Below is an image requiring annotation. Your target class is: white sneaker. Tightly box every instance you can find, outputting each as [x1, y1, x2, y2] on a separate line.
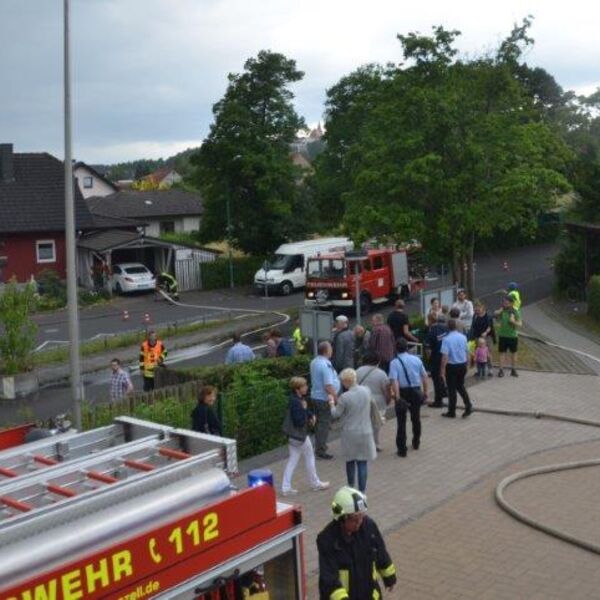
[312, 481, 330, 491]
[281, 488, 298, 496]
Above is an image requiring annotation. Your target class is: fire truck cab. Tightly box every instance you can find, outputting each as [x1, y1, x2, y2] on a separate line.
[304, 247, 426, 314]
[0, 417, 306, 600]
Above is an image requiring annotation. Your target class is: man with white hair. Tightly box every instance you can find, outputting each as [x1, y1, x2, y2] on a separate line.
[332, 314, 355, 372]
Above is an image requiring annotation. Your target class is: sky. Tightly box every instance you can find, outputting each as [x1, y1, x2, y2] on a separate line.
[1, 0, 599, 164]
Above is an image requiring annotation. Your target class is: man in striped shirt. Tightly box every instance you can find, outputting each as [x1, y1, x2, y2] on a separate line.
[110, 358, 133, 402]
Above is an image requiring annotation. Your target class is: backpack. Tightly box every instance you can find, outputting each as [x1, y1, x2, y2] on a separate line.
[276, 337, 295, 357]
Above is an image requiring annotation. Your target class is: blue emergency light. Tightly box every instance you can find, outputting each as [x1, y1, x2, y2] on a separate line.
[247, 468, 274, 488]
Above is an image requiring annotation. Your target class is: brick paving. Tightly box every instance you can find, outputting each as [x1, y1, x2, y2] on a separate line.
[257, 369, 600, 597]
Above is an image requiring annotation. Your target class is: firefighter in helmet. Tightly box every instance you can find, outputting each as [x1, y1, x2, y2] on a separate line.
[156, 270, 179, 300]
[139, 330, 167, 392]
[317, 486, 396, 600]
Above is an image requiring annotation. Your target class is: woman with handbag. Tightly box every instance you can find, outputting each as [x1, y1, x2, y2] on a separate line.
[281, 377, 330, 496]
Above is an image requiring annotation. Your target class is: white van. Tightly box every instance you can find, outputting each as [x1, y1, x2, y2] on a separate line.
[254, 237, 354, 295]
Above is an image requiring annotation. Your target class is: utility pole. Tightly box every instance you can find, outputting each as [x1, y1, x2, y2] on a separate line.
[64, 0, 83, 429]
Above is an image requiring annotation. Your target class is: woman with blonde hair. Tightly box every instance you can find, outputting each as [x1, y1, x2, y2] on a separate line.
[329, 368, 377, 493]
[281, 376, 330, 496]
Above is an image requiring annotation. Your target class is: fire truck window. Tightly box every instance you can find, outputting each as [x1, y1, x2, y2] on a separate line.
[362, 259, 371, 272]
[350, 261, 361, 275]
[330, 259, 344, 277]
[372, 256, 384, 270]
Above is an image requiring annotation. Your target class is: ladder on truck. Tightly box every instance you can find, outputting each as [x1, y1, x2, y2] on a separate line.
[0, 416, 237, 527]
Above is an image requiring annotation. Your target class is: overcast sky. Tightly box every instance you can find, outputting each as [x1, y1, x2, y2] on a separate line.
[1, 0, 598, 164]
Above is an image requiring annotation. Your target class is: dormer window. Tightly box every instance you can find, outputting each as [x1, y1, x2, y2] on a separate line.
[83, 176, 93, 189]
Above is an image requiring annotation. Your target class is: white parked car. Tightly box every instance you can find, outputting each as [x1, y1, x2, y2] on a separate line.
[111, 263, 156, 294]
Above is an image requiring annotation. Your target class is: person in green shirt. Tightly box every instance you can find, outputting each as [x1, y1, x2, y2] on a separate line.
[494, 295, 522, 377]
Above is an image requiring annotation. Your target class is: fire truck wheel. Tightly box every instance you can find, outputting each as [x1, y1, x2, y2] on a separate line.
[360, 292, 372, 315]
[280, 280, 293, 296]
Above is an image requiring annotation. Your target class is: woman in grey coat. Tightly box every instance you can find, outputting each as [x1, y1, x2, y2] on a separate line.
[329, 368, 377, 492]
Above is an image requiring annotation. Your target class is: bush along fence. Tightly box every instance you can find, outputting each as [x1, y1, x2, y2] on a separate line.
[588, 275, 600, 321]
[199, 256, 265, 290]
[83, 355, 312, 460]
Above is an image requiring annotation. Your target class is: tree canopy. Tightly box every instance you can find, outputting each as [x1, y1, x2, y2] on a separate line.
[191, 50, 307, 255]
[313, 19, 573, 293]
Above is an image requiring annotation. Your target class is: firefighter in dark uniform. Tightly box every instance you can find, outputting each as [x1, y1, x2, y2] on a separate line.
[317, 486, 397, 600]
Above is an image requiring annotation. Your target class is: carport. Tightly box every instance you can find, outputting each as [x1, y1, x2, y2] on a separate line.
[77, 229, 218, 292]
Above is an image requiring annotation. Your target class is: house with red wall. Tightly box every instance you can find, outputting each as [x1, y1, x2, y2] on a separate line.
[0, 143, 122, 284]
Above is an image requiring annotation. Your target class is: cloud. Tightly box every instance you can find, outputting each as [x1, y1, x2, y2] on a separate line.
[1, 0, 599, 162]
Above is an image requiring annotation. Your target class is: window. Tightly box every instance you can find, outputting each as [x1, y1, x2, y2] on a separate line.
[160, 221, 175, 235]
[36, 240, 56, 263]
[372, 256, 384, 270]
[83, 176, 93, 189]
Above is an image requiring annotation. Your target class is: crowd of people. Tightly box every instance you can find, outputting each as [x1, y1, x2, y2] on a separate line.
[104, 283, 523, 600]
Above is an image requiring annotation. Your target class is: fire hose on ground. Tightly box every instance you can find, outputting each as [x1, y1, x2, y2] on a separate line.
[478, 333, 600, 555]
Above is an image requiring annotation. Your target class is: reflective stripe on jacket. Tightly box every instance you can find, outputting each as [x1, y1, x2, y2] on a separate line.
[139, 340, 166, 378]
[317, 516, 396, 600]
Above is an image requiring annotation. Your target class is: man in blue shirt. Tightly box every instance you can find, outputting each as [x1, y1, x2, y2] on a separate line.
[224, 332, 255, 365]
[389, 338, 429, 457]
[440, 319, 472, 418]
[310, 341, 340, 460]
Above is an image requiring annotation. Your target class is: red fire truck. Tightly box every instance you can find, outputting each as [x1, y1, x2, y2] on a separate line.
[0, 417, 306, 599]
[304, 246, 426, 314]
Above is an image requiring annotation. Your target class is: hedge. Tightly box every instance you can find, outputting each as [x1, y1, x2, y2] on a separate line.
[84, 356, 312, 460]
[588, 275, 600, 321]
[200, 256, 265, 290]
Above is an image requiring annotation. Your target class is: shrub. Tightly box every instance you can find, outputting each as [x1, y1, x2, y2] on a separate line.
[588, 275, 600, 321]
[200, 256, 265, 290]
[36, 269, 67, 304]
[0, 280, 38, 375]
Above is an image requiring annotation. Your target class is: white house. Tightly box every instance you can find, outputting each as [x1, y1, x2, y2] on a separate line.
[74, 162, 118, 198]
[86, 189, 203, 238]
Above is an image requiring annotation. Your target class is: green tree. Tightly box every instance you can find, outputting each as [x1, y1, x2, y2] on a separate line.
[316, 20, 572, 296]
[191, 51, 307, 255]
[0, 280, 38, 375]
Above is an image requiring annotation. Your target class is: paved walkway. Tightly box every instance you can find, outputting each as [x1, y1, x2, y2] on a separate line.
[522, 301, 600, 375]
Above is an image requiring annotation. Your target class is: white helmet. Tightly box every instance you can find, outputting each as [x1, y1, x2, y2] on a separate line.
[331, 486, 368, 520]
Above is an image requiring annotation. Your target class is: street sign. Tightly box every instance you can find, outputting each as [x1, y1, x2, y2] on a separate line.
[300, 309, 333, 355]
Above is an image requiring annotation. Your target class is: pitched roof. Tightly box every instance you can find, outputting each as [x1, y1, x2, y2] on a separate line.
[86, 190, 203, 220]
[142, 167, 180, 184]
[73, 161, 118, 192]
[0, 152, 101, 234]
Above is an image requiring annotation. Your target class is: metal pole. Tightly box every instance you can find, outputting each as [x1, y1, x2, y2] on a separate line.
[225, 195, 234, 289]
[355, 262, 361, 326]
[64, 0, 83, 429]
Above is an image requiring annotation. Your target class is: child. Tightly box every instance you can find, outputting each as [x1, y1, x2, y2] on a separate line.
[281, 377, 329, 496]
[191, 385, 222, 436]
[475, 337, 489, 378]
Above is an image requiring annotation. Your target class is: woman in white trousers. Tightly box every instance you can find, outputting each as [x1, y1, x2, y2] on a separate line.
[281, 377, 330, 496]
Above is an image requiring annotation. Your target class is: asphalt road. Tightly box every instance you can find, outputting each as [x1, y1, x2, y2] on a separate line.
[1, 243, 557, 425]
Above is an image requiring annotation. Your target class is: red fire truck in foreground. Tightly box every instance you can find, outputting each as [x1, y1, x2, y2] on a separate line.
[0, 417, 305, 599]
[304, 246, 426, 314]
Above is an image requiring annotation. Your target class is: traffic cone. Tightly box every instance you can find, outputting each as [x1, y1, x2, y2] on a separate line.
[122, 310, 129, 321]
[143, 312, 151, 324]
[503, 261, 509, 272]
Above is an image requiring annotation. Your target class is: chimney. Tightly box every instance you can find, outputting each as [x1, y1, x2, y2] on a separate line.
[0, 144, 14, 183]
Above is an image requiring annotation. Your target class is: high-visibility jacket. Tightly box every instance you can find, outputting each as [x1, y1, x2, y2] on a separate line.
[508, 290, 522, 310]
[159, 272, 178, 293]
[139, 339, 167, 379]
[317, 516, 396, 600]
[292, 327, 307, 353]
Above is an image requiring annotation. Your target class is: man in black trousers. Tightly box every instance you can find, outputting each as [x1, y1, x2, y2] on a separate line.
[425, 313, 448, 407]
[440, 319, 472, 418]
